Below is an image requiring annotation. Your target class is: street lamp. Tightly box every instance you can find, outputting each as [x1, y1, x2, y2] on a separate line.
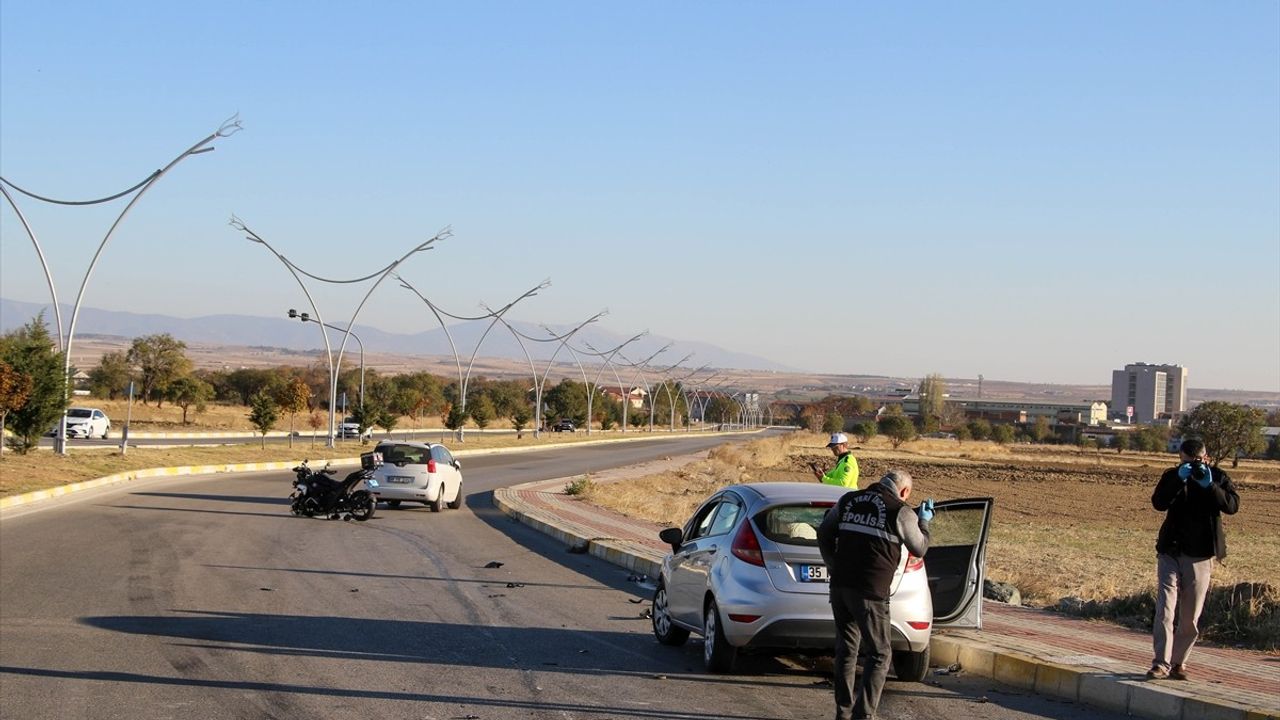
[2, 114, 242, 454]
[231, 217, 445, 447]
[288, 309, 365, 411]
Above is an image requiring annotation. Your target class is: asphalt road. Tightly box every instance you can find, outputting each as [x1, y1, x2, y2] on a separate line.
[1, 434, 1125, 720]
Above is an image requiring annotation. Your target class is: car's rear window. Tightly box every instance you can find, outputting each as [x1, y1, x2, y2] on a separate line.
[756, 504, 833, 547]
[68, 409, 92, 418]
[376, 444, 428, 465]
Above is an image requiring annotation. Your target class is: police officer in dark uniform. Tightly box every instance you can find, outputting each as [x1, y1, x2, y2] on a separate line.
[818, 470, 933, 720]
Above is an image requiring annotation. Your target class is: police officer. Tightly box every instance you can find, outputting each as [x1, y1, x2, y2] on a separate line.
[818, 470, 933, 720]
[811, 432, 861, 488]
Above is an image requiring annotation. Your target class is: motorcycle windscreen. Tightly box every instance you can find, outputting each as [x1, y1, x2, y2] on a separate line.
[928, 497, 994, 629]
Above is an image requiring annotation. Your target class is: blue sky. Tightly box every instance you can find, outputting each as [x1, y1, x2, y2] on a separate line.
[2, 2, 1277, 391]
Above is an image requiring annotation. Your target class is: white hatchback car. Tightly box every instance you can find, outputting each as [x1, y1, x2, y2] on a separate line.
[652, 482, 993, 678]
[64, 407, 111, 439]
[366, 441, 464, 512]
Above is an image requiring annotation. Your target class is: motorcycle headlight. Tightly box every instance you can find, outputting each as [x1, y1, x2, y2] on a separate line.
[296, 484, 307, 493]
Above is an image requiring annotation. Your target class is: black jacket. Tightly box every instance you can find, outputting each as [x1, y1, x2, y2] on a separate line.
[1152, 464, 1240, 561]
[817, 481, 930, 600]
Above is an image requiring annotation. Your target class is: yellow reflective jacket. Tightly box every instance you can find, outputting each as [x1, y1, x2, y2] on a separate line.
[821, 452, 860, 489]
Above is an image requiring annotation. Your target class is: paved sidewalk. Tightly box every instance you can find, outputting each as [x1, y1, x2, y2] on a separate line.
[494, 460, 1280, 720]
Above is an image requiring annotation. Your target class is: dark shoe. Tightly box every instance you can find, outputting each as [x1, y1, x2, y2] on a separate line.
[1146, 665, 1169, 680]
[1169, 665, 1189, 680]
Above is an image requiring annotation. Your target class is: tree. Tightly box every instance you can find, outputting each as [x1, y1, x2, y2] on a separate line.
[1, 315, 66, 454]
[1134, 425, 1171, 453]
[878, 415, 917, 449]
[954, 425, 972, 443]
[273, 377, 312, 448]
[1111, 433, 1130, 454]
[444, 403, 468, 433]
[991, 424, 1015, 445]
[127, 334, 192, 406]
[247, 391, 278, 449]
[166, 375, 214, 425]
[469, 394, 495, 430]
[822, 412, 844, 434]
[1178, 401, 1267, 467]
[88, 351, 132, 400]
[307, 411, 324, 447]
[0, 360, 33, 456]
[966, 419, 992, 441]
[511, 404, 532, 437]
[916, 373, 947, 424]
[375, 406, 399, 435]
[1029, 416, 1051, 443]
[348, 400, 379, 443]
[852, 421, 878, 444]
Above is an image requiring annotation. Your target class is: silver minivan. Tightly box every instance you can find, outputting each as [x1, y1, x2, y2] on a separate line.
[651, 482, 993, 678]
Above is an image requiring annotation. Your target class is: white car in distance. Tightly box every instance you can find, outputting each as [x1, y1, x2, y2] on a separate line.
[63, 407, 111, 439]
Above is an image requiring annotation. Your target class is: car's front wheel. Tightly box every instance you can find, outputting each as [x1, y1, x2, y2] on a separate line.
[652, 582, 689, 646]
[892, 645, 931, 682]
[702, 599, 737, 673]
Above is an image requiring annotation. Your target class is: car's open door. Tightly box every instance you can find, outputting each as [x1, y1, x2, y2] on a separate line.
[928, 497, 995, 629]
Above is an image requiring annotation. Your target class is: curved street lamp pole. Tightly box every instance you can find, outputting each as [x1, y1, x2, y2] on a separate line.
[575, 332, 647, 435]
[615, 343, 670, 434]
[232, 217, 445, 447]
[288, 309, 365, 410]
[399, 277, 548, 441]
[486, 310, 605, 438]
[2, 114, 242, 454]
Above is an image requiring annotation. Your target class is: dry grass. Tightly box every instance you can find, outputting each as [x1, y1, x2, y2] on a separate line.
[583, 431, 1280, 650]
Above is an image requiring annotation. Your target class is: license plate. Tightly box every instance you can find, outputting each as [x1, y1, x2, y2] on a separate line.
[387, 476, 414, 484]
[797, 564, 829, 582]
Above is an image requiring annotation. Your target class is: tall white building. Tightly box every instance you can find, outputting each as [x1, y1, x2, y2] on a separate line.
[1110, 363, 1188, 424]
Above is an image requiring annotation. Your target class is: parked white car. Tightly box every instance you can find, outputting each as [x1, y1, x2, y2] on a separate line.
[63, 407, 111, 439]
[366, 441, 464, 512]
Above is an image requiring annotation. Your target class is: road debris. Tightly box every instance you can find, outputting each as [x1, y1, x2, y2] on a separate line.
[484, 561, 504, 569]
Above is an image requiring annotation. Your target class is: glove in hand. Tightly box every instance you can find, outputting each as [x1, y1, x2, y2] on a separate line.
[919, 498, 935, 523]
[1195, 473, 1213, 489]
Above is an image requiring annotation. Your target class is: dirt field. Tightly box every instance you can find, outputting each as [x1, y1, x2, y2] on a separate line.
[579, 432, 1280, 648]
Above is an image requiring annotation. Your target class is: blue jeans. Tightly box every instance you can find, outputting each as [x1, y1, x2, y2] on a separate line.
[831, 587, 892, 720]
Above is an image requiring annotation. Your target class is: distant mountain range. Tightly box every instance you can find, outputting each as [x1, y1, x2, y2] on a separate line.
[0, 297, 798, 372]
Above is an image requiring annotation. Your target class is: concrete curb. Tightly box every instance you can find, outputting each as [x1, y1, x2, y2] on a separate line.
[493, 476, 1280, 720]
[0, 430, 760, 512]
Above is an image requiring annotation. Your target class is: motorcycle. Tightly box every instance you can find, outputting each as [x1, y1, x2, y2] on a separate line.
[290, 452, 381, 521]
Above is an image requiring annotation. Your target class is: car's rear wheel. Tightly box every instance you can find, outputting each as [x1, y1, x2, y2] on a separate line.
[892, 645, 931, 682]
[385, 500, 402, 509]
[652, 583, 689, 646]
[429, 492, 443, 512]
[447, 482, 464, 510]
[101, 428, 110, 439]
[702, 598, 737, 672]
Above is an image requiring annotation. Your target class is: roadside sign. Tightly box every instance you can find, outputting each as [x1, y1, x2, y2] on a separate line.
[1126, 405, 1133, 423]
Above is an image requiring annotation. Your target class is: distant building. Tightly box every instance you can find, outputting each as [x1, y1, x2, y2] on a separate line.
[1110, 363, 1188, 424]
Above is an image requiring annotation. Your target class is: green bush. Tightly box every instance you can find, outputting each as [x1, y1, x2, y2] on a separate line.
[564, 476, 594, 496]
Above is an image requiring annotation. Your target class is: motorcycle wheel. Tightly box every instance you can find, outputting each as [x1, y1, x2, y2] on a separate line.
[349, 491, 376, 521]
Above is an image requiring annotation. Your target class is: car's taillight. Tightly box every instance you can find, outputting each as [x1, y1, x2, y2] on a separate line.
[907, 621, 930, 630]
[427, 459, 437, 473]
[731, 521, 765, 567]
[904, 554, 925, 573]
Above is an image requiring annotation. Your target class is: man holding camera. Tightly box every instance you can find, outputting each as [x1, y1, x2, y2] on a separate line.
[1147, 438, 1239, 681]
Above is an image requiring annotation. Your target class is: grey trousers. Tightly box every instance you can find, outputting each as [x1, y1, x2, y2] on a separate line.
[831, 587, 892, 720]
[1153, 552, 1214, 671]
